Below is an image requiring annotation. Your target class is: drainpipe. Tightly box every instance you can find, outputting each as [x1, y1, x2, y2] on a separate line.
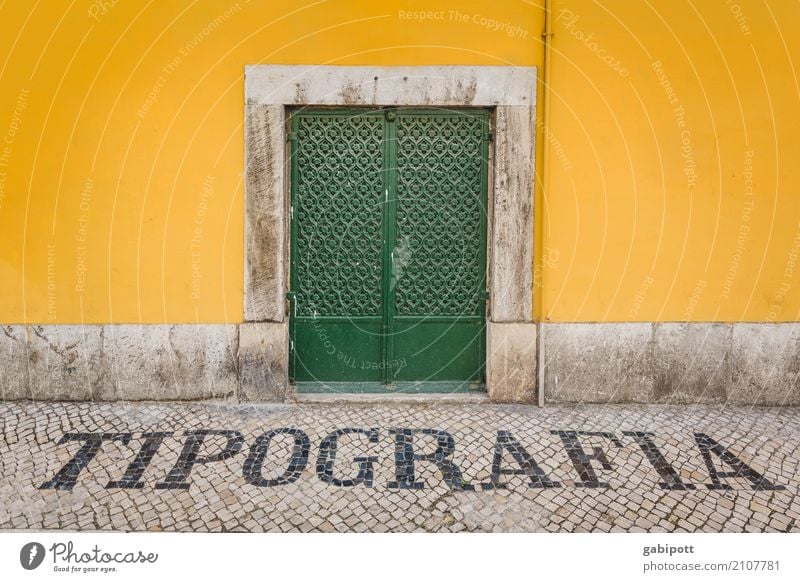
[537, 0, 553, 408]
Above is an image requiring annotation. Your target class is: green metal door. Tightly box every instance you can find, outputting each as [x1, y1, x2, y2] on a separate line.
[289, 108, 489, 393]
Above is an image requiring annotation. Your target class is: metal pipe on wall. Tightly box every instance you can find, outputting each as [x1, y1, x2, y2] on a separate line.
[537, 0, 553, 408]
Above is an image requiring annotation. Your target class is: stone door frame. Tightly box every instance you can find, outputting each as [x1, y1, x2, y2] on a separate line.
[243, 65, 537, 402]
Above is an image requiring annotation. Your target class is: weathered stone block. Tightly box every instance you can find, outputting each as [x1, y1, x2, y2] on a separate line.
[2, 324, 239, 401]
[486, 322, 537, 402]
[491, 105, 534, 323]
[244, 103, 286, 323]
[729, 323, 800, 405]
[245, 65, 536, 107]
[651, 323, 729, 403]
[0, 326, 32, 399]
[99, 325, 238, 401]
[238, 322, 288, 402]
[544, 322, 800, 405]
[544, 323, 655, 403]
[26, 325, 102, 400]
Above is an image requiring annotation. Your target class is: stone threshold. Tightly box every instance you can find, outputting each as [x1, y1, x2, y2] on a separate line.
[292, 392, 491, 405]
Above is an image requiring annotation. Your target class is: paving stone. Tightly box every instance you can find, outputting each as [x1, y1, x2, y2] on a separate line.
[0, 402, 797, 532]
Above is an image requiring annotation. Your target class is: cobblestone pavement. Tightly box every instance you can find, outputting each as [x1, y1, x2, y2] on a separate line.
[1, 402, 798, 532]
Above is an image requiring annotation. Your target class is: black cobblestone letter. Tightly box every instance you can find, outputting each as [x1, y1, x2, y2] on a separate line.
[482, 430, 560, 490]
[552, 430, 623, 488]
[155, 430, 244, 490]
[316, 428, 379, 487]
[624, 431, 696, 490]
[388, 428, 473, 490]
[107, 432, 173, 489]
[40, 433, 132, 491]
[244, 429, 311, 487]
[695, 432, 785, 491]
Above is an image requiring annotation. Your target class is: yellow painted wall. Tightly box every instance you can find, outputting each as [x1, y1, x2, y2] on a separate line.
[541, 0, 800, 322]
[0, 1, 798, 324]
[0, 0, 542, 323]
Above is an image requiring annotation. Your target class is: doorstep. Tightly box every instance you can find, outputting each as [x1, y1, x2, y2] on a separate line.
[292, 392, 491, 404]
[291, 381, 486, 395]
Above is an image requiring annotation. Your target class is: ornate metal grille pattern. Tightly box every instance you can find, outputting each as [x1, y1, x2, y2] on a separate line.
[293, 114, 385, 317]
[394, 113, 486, 316]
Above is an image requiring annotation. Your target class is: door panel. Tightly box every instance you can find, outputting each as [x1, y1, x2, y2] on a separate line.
[290, 111, 386, 383]
[291, 319, 383, 383]
[391, 318, 484, 383]
[391, 111, 488, 384]
[290, 108, 489, 390]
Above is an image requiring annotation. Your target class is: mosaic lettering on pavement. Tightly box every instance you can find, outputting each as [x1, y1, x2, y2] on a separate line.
[2, 403, 798, 532]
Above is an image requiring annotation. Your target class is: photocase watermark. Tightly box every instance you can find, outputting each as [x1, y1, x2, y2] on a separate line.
[18, 539, 158, 574]
[628, 274, 655, 319]
[21, 541, 159, 574]
[720, 150, 754, 300]
[767, 223, 800, 321]
[0, 87, 30, 211]
[190, 175, 215, 302]
[652, 60, 696, 191]
[75, 177, 94, 295]
[47, 243, 57, 321]
[397, 9, 530, 39]
[683, 279, 707, 320]
[534, 246, 560, 290]
[450, 10, 529, 39]
[642, 544, 695, 558]
[556, 9, 629, 77]
[726, 0, 753, 37]
[308, 316, 407, 376]
[20, 542, 46, 570]
[536, 119, 572, 172]
[87, 0, 121, 22]
[397, 9, 445, 22]
[137, 2, 248, 118]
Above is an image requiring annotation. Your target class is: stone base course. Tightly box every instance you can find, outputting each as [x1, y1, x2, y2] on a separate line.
[544, 323, 800, 405]
[3, 323, 800, 404]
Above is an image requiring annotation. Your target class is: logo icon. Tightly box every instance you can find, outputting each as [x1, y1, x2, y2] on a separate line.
[20, 542, 45, 570]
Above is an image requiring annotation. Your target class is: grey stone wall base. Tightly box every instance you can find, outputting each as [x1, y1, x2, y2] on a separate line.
[0, 323, 288, 403]
[0, 325, 239, 401]
[238, 322, 288, 402]
[543, 323, 800, 405]
[729, 324, 800, 405]
[487, 322, 537, 402]
[3, 322, 798, 405]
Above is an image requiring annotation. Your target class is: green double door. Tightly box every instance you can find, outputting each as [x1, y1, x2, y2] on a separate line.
[289, 108, 489, 392]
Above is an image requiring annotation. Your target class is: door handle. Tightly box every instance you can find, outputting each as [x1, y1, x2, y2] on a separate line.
[286, 291, 296, 317]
